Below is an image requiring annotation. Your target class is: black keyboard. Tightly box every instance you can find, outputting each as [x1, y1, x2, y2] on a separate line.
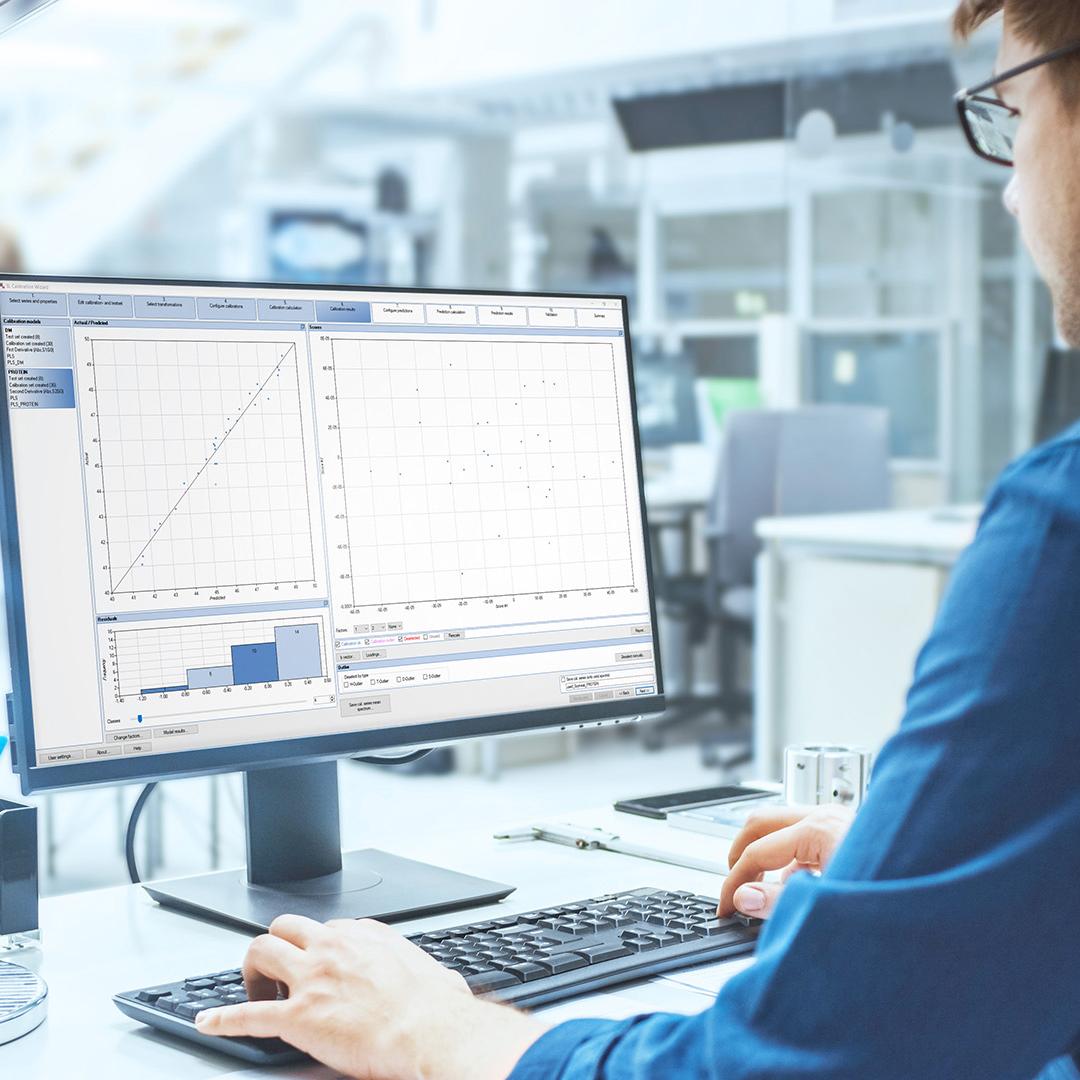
[114, 888, 760, 1066]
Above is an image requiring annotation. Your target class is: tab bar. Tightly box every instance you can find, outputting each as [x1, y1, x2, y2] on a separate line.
[528, 306, 575, 327]
[257, 298, 315, 321]
[134, 295, 197, 319]
[1, 291, 68, 317]
[425, 303, 476, 325]
[197, 297, 258, 320]
[478, 304, 527, 326]
[371, 301, 424, 324]
[315, 300, 372, 323]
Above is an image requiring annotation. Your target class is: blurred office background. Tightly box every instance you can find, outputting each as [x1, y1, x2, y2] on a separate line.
[0, 0, 1066, 894]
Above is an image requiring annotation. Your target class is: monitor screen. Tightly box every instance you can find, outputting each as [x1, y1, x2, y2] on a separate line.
[0, 277, 662, 792]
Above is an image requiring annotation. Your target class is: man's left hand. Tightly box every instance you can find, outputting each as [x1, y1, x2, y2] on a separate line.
[195, 914, 545, 1080]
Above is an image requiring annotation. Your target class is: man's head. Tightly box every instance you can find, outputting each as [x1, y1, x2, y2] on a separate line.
[955, 1, 1080, 344]
[0, 228, 21, 274]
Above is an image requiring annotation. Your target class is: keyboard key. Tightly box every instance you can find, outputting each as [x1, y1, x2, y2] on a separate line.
[154, 993, 190, 1013]
[184, 979, 215, 990]
[505, 963, 549, 982]
[575, 943, 632, 964]
[176, 1002, 217, 1022]
[465, 970, 521, 994]
[535, 953, 589, 974]
[134, 985, 175, 1003]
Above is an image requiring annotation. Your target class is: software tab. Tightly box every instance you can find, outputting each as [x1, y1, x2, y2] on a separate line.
[478, 304, 527, 326]
[527, 306, 575, 327]
[371, 301, 424, 323]
[70, 293, 134, 317]
[197, 296, 258, 320]
[577, 307, 621, 327]
[315, 300, 372, 323]
[257, 298, 315, 321]
[425, 303, 476, 325]
[0, 291, 69, 317]
[134, 295, 197, 319]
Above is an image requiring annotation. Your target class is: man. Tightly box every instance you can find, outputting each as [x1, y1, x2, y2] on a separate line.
[197, 2, 1080, 1076]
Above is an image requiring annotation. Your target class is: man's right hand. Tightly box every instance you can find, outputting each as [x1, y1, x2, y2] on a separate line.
[718, 804, 854, 919]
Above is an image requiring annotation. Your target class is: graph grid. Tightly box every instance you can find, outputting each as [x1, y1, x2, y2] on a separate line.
[328, 337, 635, 607]
[111, 616, 328, 698]
[88, 338, 317, 595]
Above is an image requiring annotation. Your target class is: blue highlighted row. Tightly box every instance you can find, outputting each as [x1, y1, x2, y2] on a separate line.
[141, 623, 322, 695]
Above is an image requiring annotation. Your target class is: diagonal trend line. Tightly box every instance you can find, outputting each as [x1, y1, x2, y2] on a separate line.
[111, 344, 297, 594]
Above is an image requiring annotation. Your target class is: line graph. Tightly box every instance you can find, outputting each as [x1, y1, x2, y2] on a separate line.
[325, 336, 636, 608]
[86, 338, 318, 597]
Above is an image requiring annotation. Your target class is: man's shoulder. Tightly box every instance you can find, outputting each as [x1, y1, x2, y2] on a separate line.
[991, 421, 1080, 516]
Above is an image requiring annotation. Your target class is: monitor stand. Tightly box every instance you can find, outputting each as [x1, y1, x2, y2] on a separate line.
[143, 761, 514, 933]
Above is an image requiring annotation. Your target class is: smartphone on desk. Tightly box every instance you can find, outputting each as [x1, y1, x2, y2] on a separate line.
[614, 785, 776, 820]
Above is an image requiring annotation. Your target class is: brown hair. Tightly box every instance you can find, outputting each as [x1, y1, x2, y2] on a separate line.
[0, 228, 22, 274]
[954, 0, 1080, 46]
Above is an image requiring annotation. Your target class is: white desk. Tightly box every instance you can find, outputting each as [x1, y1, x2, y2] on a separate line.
[754, 507, 979, 776]
[6, 812, 747, 1078]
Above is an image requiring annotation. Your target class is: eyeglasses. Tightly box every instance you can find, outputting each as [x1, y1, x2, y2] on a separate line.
[955, 40, 1080, 167]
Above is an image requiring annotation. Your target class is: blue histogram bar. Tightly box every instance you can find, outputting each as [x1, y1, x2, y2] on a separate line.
[231, 642, 280, 684]
[187, 665, 234, 689]
[274, 623, 322, 680]
[139, 684, 188, 694]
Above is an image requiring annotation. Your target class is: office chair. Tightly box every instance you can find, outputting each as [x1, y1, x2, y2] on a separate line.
[646, 405, 891, 760]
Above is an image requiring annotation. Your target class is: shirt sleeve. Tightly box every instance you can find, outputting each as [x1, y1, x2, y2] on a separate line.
[509, 434, 1080, 1080]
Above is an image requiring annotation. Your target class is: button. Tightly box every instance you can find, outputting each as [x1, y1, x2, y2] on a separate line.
[614, 688, 634, 699]
[158, 725, 198, 737]
[124, 741, 152, 755]
[339, 696, 391, 717]
[635, 685, 656, 696]
[87, 745, 122, 758]
[616, 650, 653, 663]
[176, 1001, 217, 1021]
[575, 944, 632, 964]
[534, 953, 588, 974]
[387, 622, 404, 631]
[505, 962, 548, 982]
[593, 690, 614, 701]
[135, 985, 176, 1002]
[630, 625, 650, 636]
[42, 750, 84, 763]
[568, 692, 594, 704]
[424, 303, 476, 324]
[361, 649, 387, 660]
[464, 970, 519, 994]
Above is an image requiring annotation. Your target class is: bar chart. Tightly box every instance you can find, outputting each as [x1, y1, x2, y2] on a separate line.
[109, 616, 329, 700]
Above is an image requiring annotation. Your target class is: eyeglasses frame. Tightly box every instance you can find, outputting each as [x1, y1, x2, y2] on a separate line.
[955, 39, 1080, 167]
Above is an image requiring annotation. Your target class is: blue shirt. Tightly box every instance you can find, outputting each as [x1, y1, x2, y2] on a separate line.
[510, 425, 1080, 1080]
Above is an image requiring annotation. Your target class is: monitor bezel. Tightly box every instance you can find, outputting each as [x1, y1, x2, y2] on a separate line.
[0, 273, 665, 794]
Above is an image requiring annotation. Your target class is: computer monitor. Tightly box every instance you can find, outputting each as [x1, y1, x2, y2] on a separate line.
[0, 274, 664, 930]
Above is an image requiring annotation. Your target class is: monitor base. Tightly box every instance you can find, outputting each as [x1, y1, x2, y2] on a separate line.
[144, 848, 514, 934]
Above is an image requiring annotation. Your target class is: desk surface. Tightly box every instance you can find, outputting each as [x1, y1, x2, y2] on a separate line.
[756, 506, 980, 558]
[7, 810, 742, 1079]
